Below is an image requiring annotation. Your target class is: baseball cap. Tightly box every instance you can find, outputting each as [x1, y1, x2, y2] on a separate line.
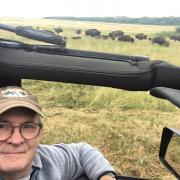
[0, 86, 43, 117]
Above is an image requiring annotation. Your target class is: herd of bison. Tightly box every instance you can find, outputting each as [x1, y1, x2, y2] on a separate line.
[41, 26, 180, 47]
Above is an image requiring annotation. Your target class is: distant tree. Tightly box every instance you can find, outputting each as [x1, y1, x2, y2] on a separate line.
[44, 16, 180, 26]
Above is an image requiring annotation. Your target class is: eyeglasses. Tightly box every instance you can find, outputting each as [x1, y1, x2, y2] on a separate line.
[0, 122, 43, 141]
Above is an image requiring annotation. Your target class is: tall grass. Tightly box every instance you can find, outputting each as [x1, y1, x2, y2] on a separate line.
[1, 17, 180, 179]
[23, 80, 177, 112]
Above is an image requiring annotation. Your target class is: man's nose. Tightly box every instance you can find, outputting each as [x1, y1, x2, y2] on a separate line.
[6, 127, 25, 145]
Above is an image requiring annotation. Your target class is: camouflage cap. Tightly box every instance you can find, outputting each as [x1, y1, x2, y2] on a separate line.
[0, 86, 43, 117]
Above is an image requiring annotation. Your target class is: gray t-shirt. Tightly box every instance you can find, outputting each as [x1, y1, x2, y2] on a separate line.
[1, 143, 115, 180]
[31, 143, 115, 180]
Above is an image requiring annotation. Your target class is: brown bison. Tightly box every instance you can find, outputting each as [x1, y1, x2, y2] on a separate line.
[76, 29, 82, 34]
[53, 27, 63, 33]
[135, 33, 147, 40]
[170, 35, 180, 41]
[85, 29, 101, 37]
[152, 37, 170, 47]
[100, 35, 109, 40]
[109, 30, 124, 40]
[118, 35, 134, 43]
[71, 36, 82, 40]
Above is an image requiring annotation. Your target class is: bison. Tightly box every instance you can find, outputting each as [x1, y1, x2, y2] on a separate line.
[109, 30, 124, 40]
[118, 35, 134, 43]
[135, 33, 147, 40]
[71, 36, 82, 40]
[152, 37, 170, 47]
[85, 29, 101, 37]
[170, 35, 180, 41]
[53, 27, 63, 33]
[100, 35, 109, 40]
[76, 29, 82, 34]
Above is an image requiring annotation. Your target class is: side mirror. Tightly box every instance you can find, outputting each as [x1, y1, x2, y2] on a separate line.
[159, 127, 180, 179]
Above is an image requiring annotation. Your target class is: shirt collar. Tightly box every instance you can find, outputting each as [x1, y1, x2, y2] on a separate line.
[32, 149, 42, 169]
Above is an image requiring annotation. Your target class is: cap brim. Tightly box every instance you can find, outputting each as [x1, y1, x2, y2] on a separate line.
[0, 101, 44, 117]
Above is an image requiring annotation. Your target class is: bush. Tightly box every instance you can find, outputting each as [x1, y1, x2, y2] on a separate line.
[155, 27, 180, 37]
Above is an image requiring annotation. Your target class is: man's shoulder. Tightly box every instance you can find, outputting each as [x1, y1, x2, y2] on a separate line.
[38, 142, 87, 149]
[37, 142, 91, 155]
[35, 142, 93, 168]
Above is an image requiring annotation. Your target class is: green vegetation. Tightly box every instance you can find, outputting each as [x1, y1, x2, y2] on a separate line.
[1, 18, 180, 179]
[155, 26, 180, 38]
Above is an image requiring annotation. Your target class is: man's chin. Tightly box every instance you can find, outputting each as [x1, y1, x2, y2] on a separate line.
[0, 154, 31, 173]
[0, 163, 28, 173]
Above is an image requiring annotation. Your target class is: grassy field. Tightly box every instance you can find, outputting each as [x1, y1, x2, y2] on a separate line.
[1, 17, 180, 179]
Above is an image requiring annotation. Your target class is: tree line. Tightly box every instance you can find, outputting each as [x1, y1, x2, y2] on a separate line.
[44, 16, 180, 26]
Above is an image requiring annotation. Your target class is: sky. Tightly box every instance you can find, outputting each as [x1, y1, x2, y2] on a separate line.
[0, 0, 180, 18]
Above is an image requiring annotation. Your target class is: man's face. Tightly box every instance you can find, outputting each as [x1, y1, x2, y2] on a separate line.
[0, 111, 42, 174]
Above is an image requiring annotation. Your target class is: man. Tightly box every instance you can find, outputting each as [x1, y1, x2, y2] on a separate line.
[0, 86, 117, 180]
